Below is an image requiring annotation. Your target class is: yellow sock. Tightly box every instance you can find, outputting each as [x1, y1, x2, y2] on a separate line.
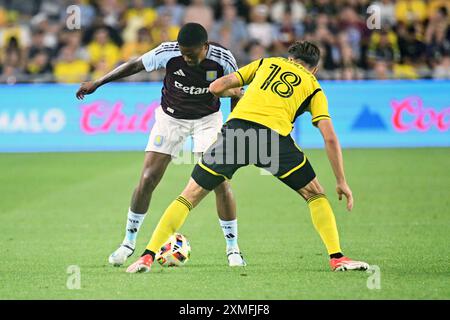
[146, 196, 193, 253]
[307, 195, 342, 255]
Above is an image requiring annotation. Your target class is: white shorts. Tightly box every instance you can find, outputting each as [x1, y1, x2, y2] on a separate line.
[145, 106, 223, 157]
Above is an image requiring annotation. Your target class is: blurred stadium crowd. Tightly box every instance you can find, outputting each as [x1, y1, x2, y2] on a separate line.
[0, 0, 449, 84]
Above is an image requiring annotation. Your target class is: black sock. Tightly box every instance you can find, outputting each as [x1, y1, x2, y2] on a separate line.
[141, 249, 156, 260]
[330, 252, 344, 259]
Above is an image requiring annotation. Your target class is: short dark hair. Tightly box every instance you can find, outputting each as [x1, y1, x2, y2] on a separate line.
[177, 23, 208, 47]
[438, 6, 448, 17]
[287, 41, 321, 68]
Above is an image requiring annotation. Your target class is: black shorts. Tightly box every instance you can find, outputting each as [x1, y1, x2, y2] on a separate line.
[191, 119, 316, 191]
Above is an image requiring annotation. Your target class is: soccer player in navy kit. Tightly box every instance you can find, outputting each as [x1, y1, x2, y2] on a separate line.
[76, 23, 246, 267]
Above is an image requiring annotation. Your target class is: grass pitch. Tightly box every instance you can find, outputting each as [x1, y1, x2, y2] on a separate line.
[0, 148, 449, 299]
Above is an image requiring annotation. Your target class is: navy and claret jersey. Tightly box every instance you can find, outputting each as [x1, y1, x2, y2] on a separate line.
[141, 41, 238, 119]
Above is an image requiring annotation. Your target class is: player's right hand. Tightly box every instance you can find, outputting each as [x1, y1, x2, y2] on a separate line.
[76, 81, 99, 100]
[336, 182, 353, 212]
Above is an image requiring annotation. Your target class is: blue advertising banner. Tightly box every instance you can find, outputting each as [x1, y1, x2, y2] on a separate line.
[295, 80, 450, 148]
[0, 83, 162, 152]
[0, 81, 449, 152]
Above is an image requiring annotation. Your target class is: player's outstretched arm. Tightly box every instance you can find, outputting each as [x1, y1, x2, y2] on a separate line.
[209, 74, 242, 98]
[76, 57, 145, 100]
[317, 119, 354, 211]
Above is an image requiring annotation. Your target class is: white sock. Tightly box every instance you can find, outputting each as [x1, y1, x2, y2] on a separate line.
[219, 218, 239, 252]
[122, 208, 146, 249]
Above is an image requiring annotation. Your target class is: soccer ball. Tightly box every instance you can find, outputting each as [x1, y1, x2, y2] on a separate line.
[156, 233, 191, 267]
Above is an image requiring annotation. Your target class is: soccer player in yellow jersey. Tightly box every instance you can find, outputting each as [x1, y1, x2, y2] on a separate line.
[127, 41, 369, 273]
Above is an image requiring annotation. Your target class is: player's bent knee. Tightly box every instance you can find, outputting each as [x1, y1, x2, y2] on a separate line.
[213, 181, 232, 195]
[140, 169, 162, 191]
[297, 178, 325, 201]
[181, 178, 210, 208]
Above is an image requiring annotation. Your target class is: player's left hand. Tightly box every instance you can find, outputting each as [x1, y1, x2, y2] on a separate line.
[76, 81, 99, 100]
[336, 182, 353, 211]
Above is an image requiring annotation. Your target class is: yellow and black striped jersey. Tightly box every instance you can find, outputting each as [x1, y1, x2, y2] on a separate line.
[228, 57, 330, 136]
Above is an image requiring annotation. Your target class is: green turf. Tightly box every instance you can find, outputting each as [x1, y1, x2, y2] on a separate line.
[0, 148, 449, 299]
